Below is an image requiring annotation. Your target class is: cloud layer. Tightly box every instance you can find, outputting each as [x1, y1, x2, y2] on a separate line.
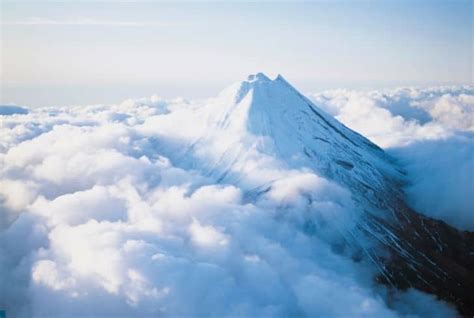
[311, 86, 473, 148]
[1, 87, 467, 317]
[390, 133, 474, 231]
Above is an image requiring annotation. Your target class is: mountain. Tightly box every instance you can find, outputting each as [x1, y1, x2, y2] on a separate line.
[0, 105, 29, 116]
[165, 73, 474, 315]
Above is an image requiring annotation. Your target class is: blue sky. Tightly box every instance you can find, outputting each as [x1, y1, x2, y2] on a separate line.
[1, 0, 472, 106]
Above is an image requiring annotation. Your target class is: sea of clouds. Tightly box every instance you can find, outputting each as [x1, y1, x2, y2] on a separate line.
[1, 85, 471, 317]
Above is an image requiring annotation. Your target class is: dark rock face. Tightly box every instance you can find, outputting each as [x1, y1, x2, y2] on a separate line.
[369, 202, 474, 316]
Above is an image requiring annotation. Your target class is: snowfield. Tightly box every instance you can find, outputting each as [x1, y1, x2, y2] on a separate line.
[1, 74, 472, 317]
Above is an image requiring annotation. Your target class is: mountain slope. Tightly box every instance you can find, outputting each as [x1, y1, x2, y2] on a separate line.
[166, 73, 474, 315]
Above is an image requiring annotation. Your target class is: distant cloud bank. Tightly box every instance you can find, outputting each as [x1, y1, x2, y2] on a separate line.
[310, 86, 474, 148]
[1, 85, 470, 317]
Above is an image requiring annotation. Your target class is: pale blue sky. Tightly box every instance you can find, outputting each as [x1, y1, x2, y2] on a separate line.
[1, 0, 472, 106]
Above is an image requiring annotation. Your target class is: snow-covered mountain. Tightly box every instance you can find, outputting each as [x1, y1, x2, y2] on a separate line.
[149, 73, 474, 315]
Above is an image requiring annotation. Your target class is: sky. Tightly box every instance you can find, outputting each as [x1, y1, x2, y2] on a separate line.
[1, 0, 473, 106]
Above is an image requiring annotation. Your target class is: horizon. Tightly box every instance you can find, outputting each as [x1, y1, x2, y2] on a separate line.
[2, 71, 473, 108]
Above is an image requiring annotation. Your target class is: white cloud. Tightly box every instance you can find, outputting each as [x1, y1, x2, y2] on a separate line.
[310, 86, 473, 148]
[418, 93, 474, 131]
[188, 219, 229, 248]
[389, 133, 474, 231]
[0, 87, 465, 317]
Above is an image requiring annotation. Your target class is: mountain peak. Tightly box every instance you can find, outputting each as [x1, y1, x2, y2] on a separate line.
[244, 73, 290, 86]
[212, 72, 384, 161]
[223, 73, 293, 105]
[246, 72, 271, 83]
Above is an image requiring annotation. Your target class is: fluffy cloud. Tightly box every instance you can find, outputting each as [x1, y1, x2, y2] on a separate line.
[389, 133, 474, 231]
[310, 86, 473, 148]
[0, 87, 463, 317]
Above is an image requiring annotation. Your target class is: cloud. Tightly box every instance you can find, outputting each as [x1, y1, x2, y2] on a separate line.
[0, 89, 463, 317]
[389, 133, 474, 231]
[417, 93, 474, 131]
[310, 86, 473, 148]
[390, 289, 459, 318]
